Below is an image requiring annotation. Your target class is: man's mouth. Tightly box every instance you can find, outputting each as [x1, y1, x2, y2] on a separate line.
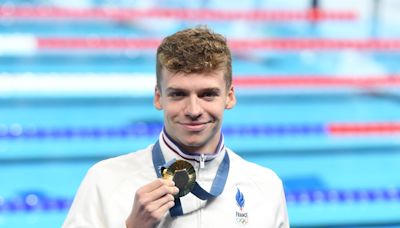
[180, 122, 210, 131]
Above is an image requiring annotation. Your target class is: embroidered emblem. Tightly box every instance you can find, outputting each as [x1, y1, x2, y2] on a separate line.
[235, 188, 248, 225]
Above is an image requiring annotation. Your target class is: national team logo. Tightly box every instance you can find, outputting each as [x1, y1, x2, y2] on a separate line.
[235, 188, 248, 225]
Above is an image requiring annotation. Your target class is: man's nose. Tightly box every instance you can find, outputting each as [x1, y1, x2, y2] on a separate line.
[184, 96, 202, 119]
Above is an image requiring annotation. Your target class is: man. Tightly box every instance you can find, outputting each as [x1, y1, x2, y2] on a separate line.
[63, 26, 289, 228]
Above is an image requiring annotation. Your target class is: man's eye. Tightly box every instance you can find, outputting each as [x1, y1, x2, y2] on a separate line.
[203, 92, 215, 97]
[169, 92, 185, 97]
[201, 92, 218, 99]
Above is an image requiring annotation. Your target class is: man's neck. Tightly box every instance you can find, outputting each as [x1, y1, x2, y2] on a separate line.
[162, 129, 224, 157]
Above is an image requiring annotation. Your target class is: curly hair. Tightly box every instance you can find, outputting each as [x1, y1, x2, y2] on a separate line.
[156, 26, 232, 90]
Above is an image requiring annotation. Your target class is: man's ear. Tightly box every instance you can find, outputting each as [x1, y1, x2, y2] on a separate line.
[225, 85, 236, 109]
[154, 86, 163, 110]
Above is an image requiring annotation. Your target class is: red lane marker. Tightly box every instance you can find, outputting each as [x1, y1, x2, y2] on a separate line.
[0, 6, 357, 21]
[229, 39, 400, 50]
[233, 76, 400, 87]
[37, 37, 400, 50]
[328, 122, 400, 135]
[38, 38, 161, 49]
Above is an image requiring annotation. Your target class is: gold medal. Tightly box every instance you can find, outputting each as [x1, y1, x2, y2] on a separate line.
[161, 160, 196, 197]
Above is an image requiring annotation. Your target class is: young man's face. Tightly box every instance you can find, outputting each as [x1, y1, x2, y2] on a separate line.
[154, 69, 236, 154]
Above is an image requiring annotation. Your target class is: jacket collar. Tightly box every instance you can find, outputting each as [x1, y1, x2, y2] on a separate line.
[159, 128, 225, 164]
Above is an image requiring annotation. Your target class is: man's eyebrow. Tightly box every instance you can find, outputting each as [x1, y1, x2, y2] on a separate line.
[165, 87, 187, 92]
[165, 87, 221, 93]
[200, 88, 221, 93]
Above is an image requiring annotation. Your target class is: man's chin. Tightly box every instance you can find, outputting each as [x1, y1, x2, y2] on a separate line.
[178, 139, 205, 153]
[182, 140, 203, 148]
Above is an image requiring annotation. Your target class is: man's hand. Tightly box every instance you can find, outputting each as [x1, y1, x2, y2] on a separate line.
[126, 179, 179, 228]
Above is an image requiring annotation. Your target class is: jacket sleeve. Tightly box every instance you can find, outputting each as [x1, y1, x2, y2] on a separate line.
[62, 167, 106, 228]
[277, 181, 290, 228]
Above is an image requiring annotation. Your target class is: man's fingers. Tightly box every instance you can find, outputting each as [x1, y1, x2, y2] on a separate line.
[139, 179, 174, 193]
[145, 193, 175, 214]
[146, 183, 179, 203]
[148, 199, 176, 221]
[135, 179, 178, 206]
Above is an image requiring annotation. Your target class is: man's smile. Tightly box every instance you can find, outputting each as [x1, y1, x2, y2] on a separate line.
[178, 121, 211, 131]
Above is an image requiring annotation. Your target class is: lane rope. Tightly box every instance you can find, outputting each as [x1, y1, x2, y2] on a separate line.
[1, 122, 400, 139]
[3, 36, 400, 54]
[0, 7, 357, 21]
[37, 37, 400, 51]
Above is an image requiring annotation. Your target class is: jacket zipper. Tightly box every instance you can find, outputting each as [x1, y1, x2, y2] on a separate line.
[199, 154, 206, 169]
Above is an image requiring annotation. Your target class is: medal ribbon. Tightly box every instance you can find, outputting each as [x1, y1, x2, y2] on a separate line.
[151, 140, 230, 217]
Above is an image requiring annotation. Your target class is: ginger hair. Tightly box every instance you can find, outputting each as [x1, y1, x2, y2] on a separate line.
[156, 26, 232, 90]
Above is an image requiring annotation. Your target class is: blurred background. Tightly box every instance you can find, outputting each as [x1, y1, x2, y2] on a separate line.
[1, 0, 400, 227]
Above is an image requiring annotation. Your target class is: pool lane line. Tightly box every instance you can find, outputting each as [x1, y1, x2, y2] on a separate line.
[0, 7, 357, 21]
[1, 122, 400, 140]
[36, 37, 400, 51]
[4, 36, 400, 54]
[328, 122, 400, 135]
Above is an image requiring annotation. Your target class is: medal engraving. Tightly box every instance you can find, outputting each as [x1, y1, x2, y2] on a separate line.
[161, 160, 196, 197]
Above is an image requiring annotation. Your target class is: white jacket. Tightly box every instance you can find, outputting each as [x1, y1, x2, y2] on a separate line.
[63, 134, 289, 228]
